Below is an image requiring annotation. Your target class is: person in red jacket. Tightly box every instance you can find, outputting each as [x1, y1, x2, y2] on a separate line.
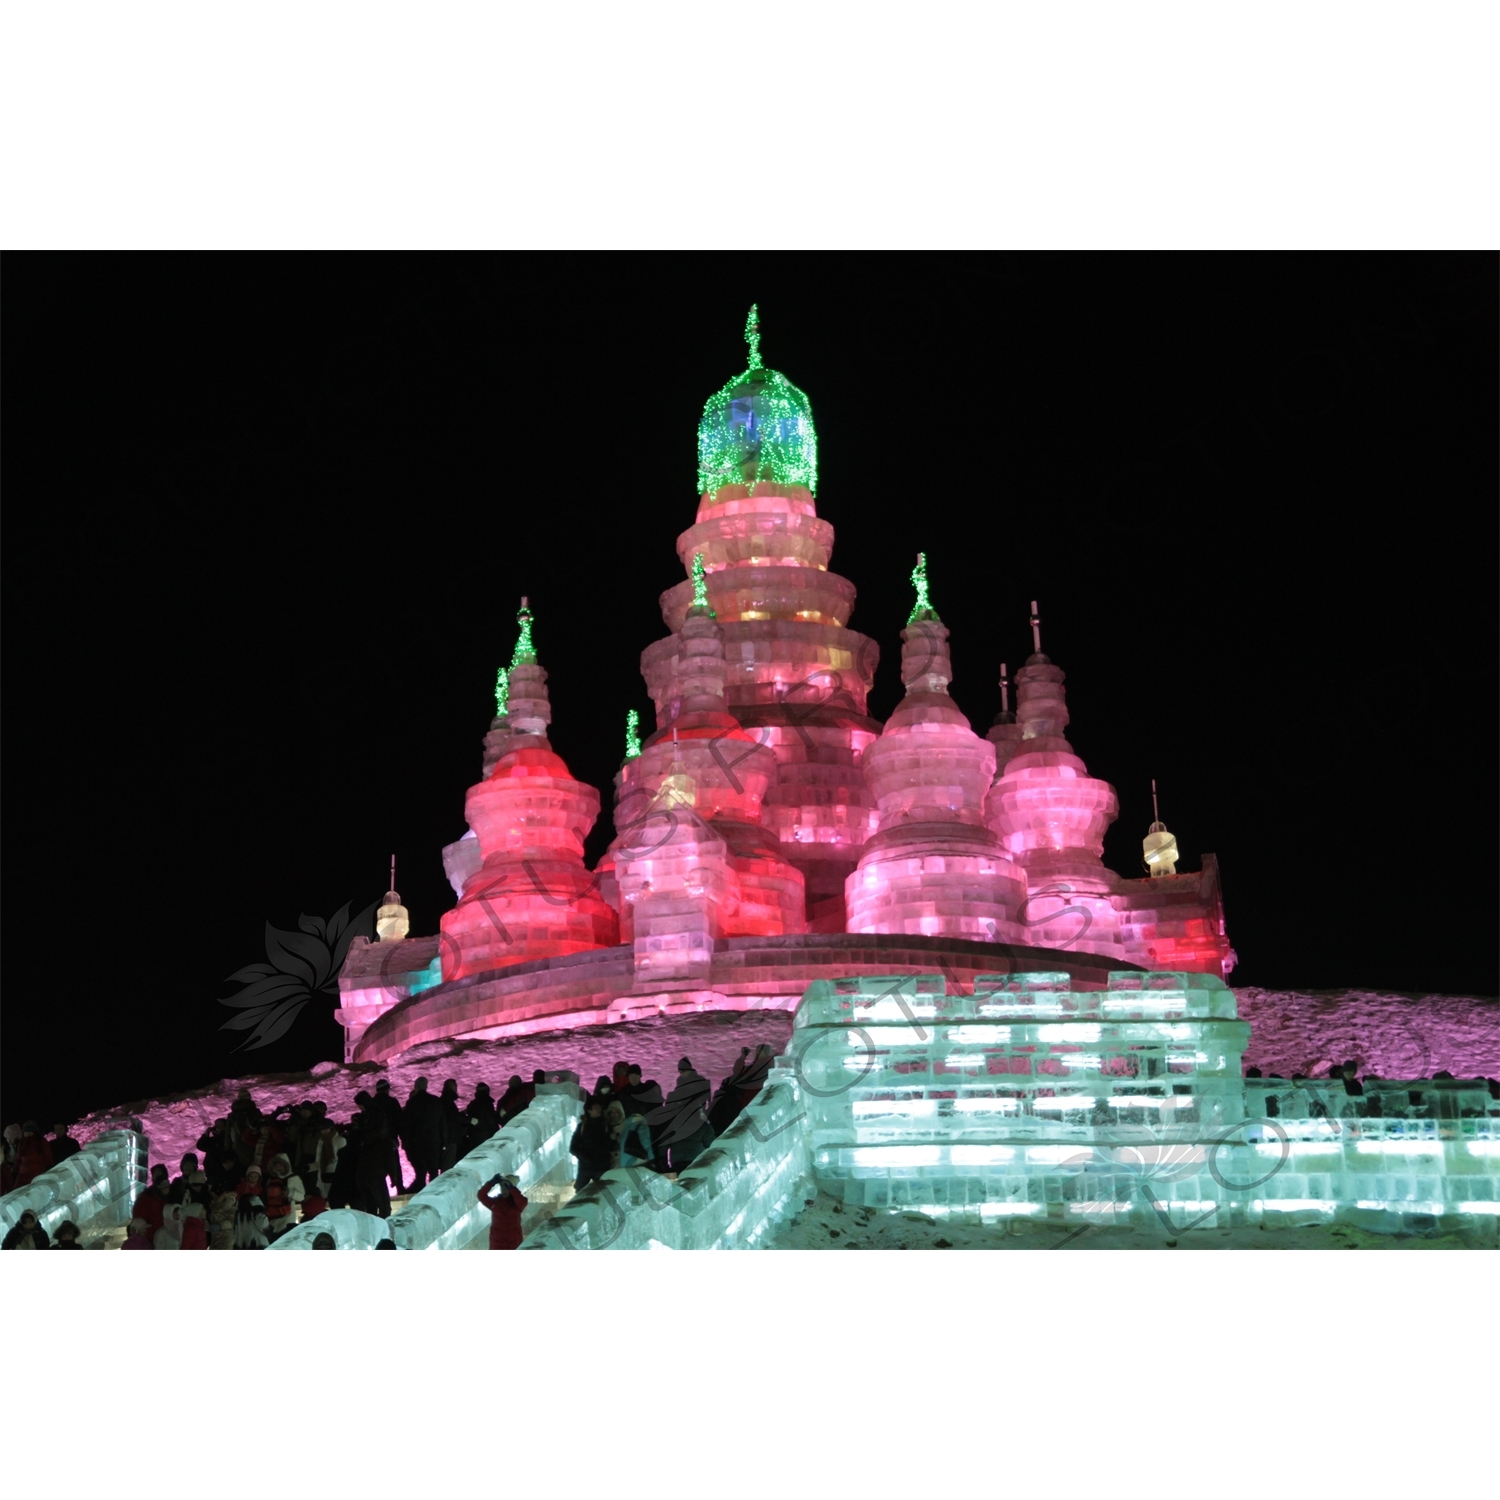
[14, 1122, 54, 1190]
[132, 1164, 172, 1245]
[477, 1173, 528, 1249]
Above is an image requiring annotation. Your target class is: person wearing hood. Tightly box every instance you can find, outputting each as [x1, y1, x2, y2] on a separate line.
[233, 1194, 270, 1249]
[262, 1154, 305, 1239]
[13, 1122, 54, 1190]
[371, 1079, 407, 1194]
[179, 1203, 210, 1250]
[52, 1220, 83, 1249]
[50, 1124, 82, 1164]
[154, 1203, 187, 1250]
[133, 1164, 172, 1245]
[208, 1189, 238, 1250]
[171, 1170, 215, 1215]
[477, 1174, 528, 1250]
[590, 1075, 616, 1111]
[3, 1210, 49, 1250]
[603, 1099, 627, 1167]
[462, 1082, 499, 1154]
[401, 1076, 442, 1192]
[610, 1061, 632, 1101]
[235, 1163, 265, 1200]
[437, 1080, 464, 1171]
[652, 1057, 715, 1174]
[569, 1097, 613, 1192]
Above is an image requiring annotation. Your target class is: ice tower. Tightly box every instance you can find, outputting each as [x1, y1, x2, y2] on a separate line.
[438, 603, 618, 981]
[846, 556, 1028, 941]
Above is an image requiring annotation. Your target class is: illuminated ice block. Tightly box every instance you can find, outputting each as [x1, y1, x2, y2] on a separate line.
[0, 1129, 147, 1244]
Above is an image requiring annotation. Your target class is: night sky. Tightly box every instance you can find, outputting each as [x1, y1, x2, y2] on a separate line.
[5, 253, 1495, 1129]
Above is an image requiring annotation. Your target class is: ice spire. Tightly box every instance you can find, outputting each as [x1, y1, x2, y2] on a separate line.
[745, 303, 762, 371]
[1143, 778, 1180, 876]
[510, 596, 536, 667]
[624, 708, 642, 760]
[1027, 599, 1047, 664]
[494, 665, 509, 717]
[908, 551, 939, 624]
[376, 854, 410, 942]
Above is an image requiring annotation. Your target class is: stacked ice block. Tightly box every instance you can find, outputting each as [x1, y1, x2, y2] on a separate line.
[797, 970, 1257, 1227]
[0, 1129, 148, 1244]
[521, 1072, 813, 1250]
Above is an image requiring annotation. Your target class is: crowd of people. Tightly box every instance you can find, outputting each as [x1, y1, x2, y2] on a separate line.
[1, 1043, 777, 1250]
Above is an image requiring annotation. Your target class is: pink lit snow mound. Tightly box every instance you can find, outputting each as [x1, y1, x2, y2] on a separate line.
[73, 991, 1497, 1176]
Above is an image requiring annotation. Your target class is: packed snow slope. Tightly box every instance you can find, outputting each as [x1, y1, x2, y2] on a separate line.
[74, 989, 1497, 1176]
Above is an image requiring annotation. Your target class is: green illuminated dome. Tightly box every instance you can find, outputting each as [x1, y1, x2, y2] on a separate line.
[697, 305, 818, 498]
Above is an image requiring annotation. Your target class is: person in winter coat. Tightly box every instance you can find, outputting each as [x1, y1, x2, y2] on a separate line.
[604, 1099, 627, 1168]
[477, 1174, 528, 1249]
[262, 1154, 305, 1240]
[652, 1058, 715, 1174]
[208, 1191, 238, 1250]
[327, 1118, 361, 1210]
[210, 1151, 243, 1196]
[569, 1098, 613, 1191]
[154, 1203, 186, 1250]
[13, 1122, 54, 1190]
[311, 1124, 346, 1199]
[610, 1061, 631, 1101]
[462, 1083, 499, 1154]
[50, 1125, 82, 1164]
[122, 1218, 154, 1249]
[619, 1066, 664, 1123]
[167, 1155, 202, 1203]
[590, 1075, 616, 1111]
[1, 1123, 22, 1196]
[495, 1075, 533, 1125]
[233, 1194, 270, 1249]
[196, 1116, 232, 1164]
[371, 1080, 407, 1193]
[171, 1170, 215, 1215]
[235, 1164, 265, 1200]
[179, 1206, 209, 1250]
[3, 1209, 49, 1249]
[286, 1103, 321, 1177]
[353, 1097, 393, 1218]
[401, 1076, 442, 1191]
[132, 1165, 173, 1245]
[226, 1091, 261, 1168]
[617, 1111, 654, 1171]
[437, 1080, 464, 1171]
[52, 1220, 83, 1249]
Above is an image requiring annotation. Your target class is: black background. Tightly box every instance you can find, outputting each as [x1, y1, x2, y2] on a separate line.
[5, 254, 1495, 1128]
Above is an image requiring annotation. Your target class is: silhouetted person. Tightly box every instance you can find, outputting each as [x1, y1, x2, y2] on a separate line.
[497, 1074, 534, 1124]
[312, 1232, 337, 1250]
[570, 1099, 613, 1191]
[618, 1110, 653, 1170]
[372, 1079, 407, 1193]
[353, 1094, 393, 1217]
[13, 1122, 54, 1189]
[620, 1066, 663, 1121]
[50, 1124, 82, 1164]
[52, 1220, 82, 1249]
[133, 1164, 172, 1245]
[652, 1057, 714, 1174]
[463, 1083, 499, 1153]
[402, 1076, 442, 1191]
[437, 1080, 464, 1170]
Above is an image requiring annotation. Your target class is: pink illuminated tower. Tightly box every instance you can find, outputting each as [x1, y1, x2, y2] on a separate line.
[845, 555, 1029, 941]
[638, 305, 882, 930]
[438, 602, 618, 981]
[983, 601, 1124, 955]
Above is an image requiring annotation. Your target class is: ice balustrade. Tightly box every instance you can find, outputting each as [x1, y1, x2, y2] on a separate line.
[271, 1084, 583, 1250]
[0, 1129, 148, 1244]
[793, 972, 1500, 1234]
[521, 1073, 813, 1249]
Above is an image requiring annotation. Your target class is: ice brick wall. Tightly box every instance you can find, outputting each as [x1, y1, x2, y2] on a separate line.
[521, 1071, 813, 1249]
[0, 1129, 148, 1244]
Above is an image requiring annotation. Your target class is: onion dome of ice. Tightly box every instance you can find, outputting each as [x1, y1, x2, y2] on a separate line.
[697, 304, 817, 498]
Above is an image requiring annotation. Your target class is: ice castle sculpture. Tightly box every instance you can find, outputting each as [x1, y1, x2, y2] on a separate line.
[340, 309, 1237, 1066]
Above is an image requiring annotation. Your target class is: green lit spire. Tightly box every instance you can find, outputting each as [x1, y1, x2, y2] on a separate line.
[697, 307, 817, 498]
[510, 597, 536, 668]
[624, 708, 642, 760]
[494, 665, 510, 716]
[908, 551, 940, 624]
[690, 552, 715, 616]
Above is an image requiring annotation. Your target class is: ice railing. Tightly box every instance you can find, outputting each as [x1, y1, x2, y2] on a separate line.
[0, 1129, 148, 1244]
[521, 1071, 814, 1250]
[271, 1084, 583, 1250]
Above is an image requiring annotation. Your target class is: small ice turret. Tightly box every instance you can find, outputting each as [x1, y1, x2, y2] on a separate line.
[1142, 779, 1180, 876]
[376, 856, 410, 942]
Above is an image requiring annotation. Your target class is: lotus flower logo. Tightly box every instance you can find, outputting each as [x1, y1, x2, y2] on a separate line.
[218, 901, 376, 1050]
